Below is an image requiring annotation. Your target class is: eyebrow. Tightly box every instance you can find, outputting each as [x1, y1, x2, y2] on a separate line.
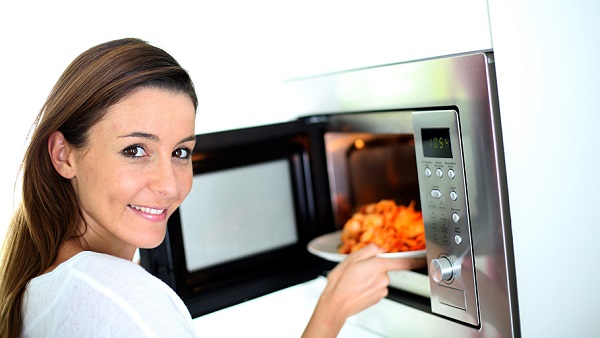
[119, 132, 196, 144]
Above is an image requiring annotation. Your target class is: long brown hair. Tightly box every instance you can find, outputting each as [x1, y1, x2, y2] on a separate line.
[0, 38, 197, 338]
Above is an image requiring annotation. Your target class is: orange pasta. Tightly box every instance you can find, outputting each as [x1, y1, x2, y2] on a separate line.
[338, 199, 425, 254]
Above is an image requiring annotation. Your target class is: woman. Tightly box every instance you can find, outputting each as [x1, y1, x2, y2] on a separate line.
[0, 38, 416, 338]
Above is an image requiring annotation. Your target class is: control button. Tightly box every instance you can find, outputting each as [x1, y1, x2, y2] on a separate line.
[430, 256, 454, 282]
[436, 168, 443, 178]
[425, 167, 432, 177]
[452, 212, 460, 223]
[450, 191, 458, 201]
[448, 169, 455, 179]
[454, 234, 462, 245]
[431, 189, 442, 199]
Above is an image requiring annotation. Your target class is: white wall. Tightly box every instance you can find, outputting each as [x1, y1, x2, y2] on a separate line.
[488, 0, 600, 336]
[0, 0, 491, 250]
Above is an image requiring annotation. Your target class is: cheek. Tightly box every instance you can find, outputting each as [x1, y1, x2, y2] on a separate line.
[74, 160, 128, 212]
[91, 159, 143, 201]
[100, 169, 134, 206]
[178, 167, 194, 200]
[113, 171, 135, 196]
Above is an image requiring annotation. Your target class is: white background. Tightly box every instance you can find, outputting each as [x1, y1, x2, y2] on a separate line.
[3, 0, 599, 336]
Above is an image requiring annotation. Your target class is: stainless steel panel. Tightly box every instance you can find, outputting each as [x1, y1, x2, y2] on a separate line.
[412, 109, 479, 326]
[285, 52, 519, 337]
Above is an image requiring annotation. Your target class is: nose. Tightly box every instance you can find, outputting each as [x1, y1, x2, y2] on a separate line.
[149, 158, 180, 198]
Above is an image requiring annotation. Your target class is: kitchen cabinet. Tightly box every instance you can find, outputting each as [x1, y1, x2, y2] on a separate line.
[274, 0, 493, 79]
[487, 1, 600, 336]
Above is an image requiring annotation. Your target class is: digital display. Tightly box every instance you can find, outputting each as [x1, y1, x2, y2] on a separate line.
[421, 128, 453, 158]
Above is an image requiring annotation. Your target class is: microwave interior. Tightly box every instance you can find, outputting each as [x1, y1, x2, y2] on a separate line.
[140, 110, 433, 318]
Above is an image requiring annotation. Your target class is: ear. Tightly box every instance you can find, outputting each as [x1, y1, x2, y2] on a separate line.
[48, 131, 76, 179]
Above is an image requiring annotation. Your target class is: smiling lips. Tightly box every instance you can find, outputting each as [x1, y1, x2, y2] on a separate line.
[129, 204, 167, 215]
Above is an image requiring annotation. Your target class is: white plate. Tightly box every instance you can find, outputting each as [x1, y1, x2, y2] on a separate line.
[307, 230, 426, 262]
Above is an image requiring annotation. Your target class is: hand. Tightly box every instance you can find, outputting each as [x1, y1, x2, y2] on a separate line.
[302, 244, 422, 338]
[323, 244, 422, 317]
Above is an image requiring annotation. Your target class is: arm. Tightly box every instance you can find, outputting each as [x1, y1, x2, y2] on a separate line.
[302, 244, 421, 338]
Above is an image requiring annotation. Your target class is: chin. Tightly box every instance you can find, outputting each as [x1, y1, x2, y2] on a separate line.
[138, 241, 163, 250]
[136, 230, 167, 249]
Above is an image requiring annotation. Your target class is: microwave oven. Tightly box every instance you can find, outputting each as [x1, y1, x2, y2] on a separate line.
[140, 52, 520, 337]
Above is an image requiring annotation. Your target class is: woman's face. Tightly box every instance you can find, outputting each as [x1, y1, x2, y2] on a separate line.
[69, 87, 196, 258]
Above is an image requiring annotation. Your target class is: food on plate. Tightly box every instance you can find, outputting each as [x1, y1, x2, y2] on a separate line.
[338, 199, 425, 254]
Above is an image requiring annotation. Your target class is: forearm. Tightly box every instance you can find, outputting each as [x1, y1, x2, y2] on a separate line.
[301, 293, 346, 338]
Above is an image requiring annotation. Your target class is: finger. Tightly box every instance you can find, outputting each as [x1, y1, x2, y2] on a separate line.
[381, 257, 426, 271]
[344, 243, 382, 263]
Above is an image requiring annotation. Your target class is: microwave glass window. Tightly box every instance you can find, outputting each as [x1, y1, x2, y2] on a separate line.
[179, 159, 299, 272]
[421, 128, 452, 158]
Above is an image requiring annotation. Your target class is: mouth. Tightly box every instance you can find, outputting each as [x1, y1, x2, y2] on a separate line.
[128, 204, 166, 215]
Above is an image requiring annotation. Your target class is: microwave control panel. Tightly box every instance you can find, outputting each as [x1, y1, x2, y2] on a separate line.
[412, 110, 480, 327]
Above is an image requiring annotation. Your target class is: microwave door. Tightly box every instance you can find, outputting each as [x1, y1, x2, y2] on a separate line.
[140, 119, 336, 318]
[191, 119, 336, 240]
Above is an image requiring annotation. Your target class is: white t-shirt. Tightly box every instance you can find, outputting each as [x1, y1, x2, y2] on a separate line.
[22, 251, 197, 337]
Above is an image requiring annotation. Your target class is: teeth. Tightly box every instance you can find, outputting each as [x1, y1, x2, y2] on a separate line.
[129, 204, 165, 215]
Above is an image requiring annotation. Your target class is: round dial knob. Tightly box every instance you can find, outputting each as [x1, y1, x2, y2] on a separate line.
[430, 256, 454, 282]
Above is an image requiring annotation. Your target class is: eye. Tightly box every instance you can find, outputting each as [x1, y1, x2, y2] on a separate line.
[172, 147, 191, 159]
[122, 145, 147, 158]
